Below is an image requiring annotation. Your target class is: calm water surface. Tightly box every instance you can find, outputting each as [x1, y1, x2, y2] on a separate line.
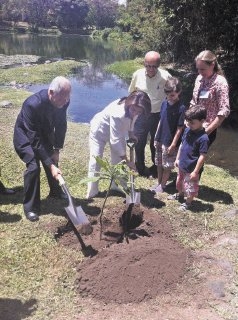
[0, 32, 131, 122]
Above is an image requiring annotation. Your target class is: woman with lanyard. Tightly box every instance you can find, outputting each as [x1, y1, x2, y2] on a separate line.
[190, 50, 230, 146]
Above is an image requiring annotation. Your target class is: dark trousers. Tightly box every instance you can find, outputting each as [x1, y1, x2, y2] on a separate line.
[23, 158, 61, 213]
[134, 112, 160, 175]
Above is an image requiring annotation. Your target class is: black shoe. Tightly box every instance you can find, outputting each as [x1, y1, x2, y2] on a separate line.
[48, 191, 68, 200]
[138, 167, 150, 178]
[0, 188, 16, 195]
[25, 211, 39, 222]
[149, 165, 157, 178]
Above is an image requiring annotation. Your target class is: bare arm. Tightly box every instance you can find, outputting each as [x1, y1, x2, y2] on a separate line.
[205, 115, 225, 135]
[190, 153, 207, 180]
[168, 126, 184, 154]
[174, 144, 182, 168]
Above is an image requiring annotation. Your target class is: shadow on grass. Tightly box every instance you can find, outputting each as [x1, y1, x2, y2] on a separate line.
[0, 186, 23, 205]
[40, 188, 165, 218]
[0, 298, 37, 320]
[0, 211, 22, 223]
[199, 185, 233, 204]
[40, 197, 67, 216]
[190, 199, 214, 213]
[140, 189, 166, 208]
[40, 196, 102, 217]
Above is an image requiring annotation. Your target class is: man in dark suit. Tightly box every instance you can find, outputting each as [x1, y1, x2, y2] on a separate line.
[13, 76, 71, 222]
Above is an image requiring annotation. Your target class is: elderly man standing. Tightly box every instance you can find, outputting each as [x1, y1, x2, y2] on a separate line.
[13, 76, 71, 222]
[129, 51, 172, 177]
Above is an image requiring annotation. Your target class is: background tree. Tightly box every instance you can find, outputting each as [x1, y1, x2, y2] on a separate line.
[26, 0, 54, 29]
[116, 0, 170, 56]
[86, 0, 119, 29]
[158, 0, 238, 63]
[157, 0, 238, 109]
[54, 0, 89, 30]
[0, 0, 28, 25]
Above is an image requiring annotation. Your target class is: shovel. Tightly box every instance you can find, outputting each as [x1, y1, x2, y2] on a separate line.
[120, 141, 142, 242]
[126, 140, 141, 206]
[58, 175, 93, 236]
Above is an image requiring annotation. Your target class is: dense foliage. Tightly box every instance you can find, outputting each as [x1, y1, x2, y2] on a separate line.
[117, 0, 238, 63]
[86, 0, 118, 29]
[0, 0, 119, 31]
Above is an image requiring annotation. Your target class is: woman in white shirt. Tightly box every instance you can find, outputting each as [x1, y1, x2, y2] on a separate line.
[86, 91, 151, 199]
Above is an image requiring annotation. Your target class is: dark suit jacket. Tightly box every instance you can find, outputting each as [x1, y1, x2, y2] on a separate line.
[13, 89, 69, 166]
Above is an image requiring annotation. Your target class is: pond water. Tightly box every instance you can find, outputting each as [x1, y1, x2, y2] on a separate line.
[0, 32, 237, 177]
[0, 32, 131, 123]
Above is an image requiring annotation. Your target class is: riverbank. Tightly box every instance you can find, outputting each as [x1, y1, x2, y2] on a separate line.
[0, 22, 92, 35]
[0, 58, 238, 320]
[0, 57, 86, 83]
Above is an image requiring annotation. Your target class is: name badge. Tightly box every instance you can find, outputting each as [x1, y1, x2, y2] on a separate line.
[199, 90, 209, 99]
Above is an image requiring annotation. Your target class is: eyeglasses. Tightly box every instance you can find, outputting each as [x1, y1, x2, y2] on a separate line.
[145, 64, 158, 69]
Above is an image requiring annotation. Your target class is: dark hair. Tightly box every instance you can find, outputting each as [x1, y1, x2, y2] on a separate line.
[119, 90, 151, 117]
[195, 50, 224, 76]
[164, 77, 182, 93]
[185, 105, 207, 121]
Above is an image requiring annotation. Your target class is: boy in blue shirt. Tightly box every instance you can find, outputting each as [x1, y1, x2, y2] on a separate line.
[168, 105, 209, 210]
[151, 77, 185, 193]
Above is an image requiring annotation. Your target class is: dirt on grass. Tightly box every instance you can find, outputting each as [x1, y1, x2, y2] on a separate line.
[47, 194, 236, 320]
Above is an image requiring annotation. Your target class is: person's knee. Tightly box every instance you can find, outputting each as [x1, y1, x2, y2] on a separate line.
[26, 160, 40, 175]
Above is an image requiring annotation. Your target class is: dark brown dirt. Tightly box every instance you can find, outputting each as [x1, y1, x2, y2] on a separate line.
[56, 203, 190, 304]
[44, 198, 236, 320]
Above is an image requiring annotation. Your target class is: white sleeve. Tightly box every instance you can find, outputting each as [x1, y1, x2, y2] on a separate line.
[109, 116, 128, 156]
[128, 72, 137, 93]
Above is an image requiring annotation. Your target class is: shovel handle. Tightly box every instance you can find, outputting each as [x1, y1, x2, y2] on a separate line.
[126, 139, 135, 149]
[58, 175, 72, 205]
[58, 175, 65, 186]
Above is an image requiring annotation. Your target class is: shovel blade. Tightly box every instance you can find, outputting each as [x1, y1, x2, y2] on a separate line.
[126, 191, 141, 204]
[65, 205, 93, 235]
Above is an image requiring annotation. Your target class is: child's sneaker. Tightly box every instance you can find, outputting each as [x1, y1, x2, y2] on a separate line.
[179, 202, 191, 211]
[167, 193, 184, 201]
[149, 184, 163, 193]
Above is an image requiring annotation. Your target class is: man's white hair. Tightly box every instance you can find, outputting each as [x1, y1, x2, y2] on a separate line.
[49, 76, 71, 93]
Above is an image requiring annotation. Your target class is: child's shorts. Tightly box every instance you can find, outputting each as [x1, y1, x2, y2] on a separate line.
[176, 169, 199, 198]
[155, 144, 178, 169]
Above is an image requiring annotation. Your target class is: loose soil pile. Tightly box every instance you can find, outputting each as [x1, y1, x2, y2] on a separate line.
[57, 203, 190, 304]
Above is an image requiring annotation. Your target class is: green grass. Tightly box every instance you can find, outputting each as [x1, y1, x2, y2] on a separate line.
[105, 58, 143, 79]
[0, 60, 86, 85]
[0, 87, 32, 106]
[0, 62, 238, 319]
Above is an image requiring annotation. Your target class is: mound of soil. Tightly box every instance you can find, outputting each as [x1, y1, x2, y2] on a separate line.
[57, 203, 190, 304]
